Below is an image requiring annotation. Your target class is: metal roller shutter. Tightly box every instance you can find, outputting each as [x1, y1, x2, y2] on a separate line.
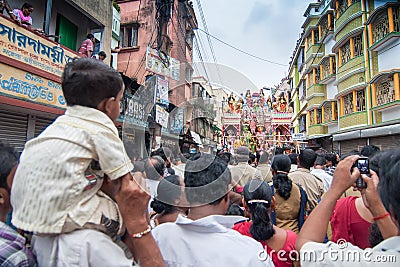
[339, 138, 367, 155]
[0, 110, 28, 152]
[34, 116, 55, 137]
[370, 135, 400, 151]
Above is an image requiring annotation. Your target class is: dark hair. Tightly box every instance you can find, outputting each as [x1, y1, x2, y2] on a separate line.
[166, 167, 175, 175]
[217, 152, 231, 164]
[133, 160, 145, 173]
[369, 152, 381, 175]
[144, 156, 165, 181]
[325, 153, 338, 165]
[377, 149, 400, 225]
[184, 153, 231, 205]
[275, 147, 284, 155]
[0, 142, 18, 191]
[151, 147, 172, 162]
[288, 153, 298, 165]
[150, 175, 182, 214]
[258, 150, 269, 164]
[243, 180, 275, 241]
[360, 145, 380, 158]
[21, 3, 33, 10]
[62, 58, 123, 108]
[299, 149, 317, 169]
[226, 203, 244, 216]
[314, 155, 326, 166]
[98, 51, 107, 59]
[271, 154, 292, 200]
[87, 33, 94, 39]
[340, 151, 359, 161]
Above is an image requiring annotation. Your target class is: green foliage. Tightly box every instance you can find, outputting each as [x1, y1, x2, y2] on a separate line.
[113, 1, 120, 12]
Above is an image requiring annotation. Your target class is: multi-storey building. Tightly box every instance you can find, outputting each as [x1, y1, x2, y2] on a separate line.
[116, 0, 199, 156]
[191, 77, 217, 154]
[0, 0, 116, 151]
[289, 0, 400, 153]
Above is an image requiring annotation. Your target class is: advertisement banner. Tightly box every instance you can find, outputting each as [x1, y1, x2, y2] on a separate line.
[155, 76, 169, 105]
[170, 107, 184, 134]
[156, 104, 169, 128]
[145, 47, 180, 81]
[0, 63, 66, 109]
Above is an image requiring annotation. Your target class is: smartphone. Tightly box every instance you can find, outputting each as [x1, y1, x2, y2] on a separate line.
[356, 157, 369, 188]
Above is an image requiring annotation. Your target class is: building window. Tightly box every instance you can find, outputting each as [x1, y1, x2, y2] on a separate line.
[120, 24, 138, 48]
[337, 0, 348, 18]
[299, 80, 306, 101]
[310, 110, 314, 125]
[340, 40, 351, 65]
[315, 67, 321, 84]
[395, 6, 400, 32]
[372, 11, 389, 44]
[356, 90, 365, 111]
[343, 93, 354, 115]
[186, 31, 193, 49]
[314, 29, 319, 43]
[354, 34, 363, 57]
[316, 109, 322, 124]
[320, 15, 328, 38]
[299, 115, 306, 132]
[324, 103, 332, 122]
[376, 75, 395, 106]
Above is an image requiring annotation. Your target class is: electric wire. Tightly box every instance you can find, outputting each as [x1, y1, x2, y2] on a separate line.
[196, 28, 288, 67]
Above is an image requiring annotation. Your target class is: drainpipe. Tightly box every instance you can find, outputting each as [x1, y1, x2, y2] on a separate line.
[43, 0, 53, 35]
[362, 0, 372, 125]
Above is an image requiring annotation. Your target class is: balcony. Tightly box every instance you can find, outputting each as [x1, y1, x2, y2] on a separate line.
[335, 1, 362, 32]
[337, 55, 365, 82]
[339, 111, 367, 129]
[308, 124, 327, 136]
[306, 95, 326, 107]
[306, 44, 324, 63]
[320, 56, 336, 83]
[368, 4, 400, 52]
[307, 84, 325, 97]
[371, 72, 400, 111]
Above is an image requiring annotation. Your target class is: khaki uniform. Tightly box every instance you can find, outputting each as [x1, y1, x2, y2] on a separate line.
[288, 167, 324, 212]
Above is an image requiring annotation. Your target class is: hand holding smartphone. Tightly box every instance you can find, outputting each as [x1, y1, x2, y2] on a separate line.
[355, 157, 369, 189]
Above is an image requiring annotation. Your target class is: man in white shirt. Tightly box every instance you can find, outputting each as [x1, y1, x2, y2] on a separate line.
[297, 152, 400, 266]
[152, 153, 273, 266]
[144, 156, 165, 213]
[310, 155, 332, 192]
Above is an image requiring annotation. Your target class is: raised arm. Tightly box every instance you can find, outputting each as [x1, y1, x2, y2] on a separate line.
[360, 172, 398, 239]
[296, 155, 359, 250]
[115, 173, 165, 267]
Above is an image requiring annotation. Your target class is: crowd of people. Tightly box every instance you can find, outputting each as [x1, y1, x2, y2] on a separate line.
[0, 58, 399, 266]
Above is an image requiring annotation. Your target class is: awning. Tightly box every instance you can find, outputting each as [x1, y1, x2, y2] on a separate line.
[190, 131, 204, 148]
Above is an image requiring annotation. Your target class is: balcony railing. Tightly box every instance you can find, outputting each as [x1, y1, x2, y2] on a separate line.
[376, 75, 396, 106]
[323, 102, 333, 122]
[371, 5, 400, 46]
[372, 12, 390, 44]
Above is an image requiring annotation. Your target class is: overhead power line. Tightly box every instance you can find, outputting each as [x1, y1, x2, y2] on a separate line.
[196, 28, 288, 67]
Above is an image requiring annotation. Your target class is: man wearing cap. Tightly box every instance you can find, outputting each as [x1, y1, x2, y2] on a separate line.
[229, 146, 262, 189]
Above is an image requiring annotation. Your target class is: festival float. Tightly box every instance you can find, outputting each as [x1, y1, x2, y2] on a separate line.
[222, 88, 295, 153]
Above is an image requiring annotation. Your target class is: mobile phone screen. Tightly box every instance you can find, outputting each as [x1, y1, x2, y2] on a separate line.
[357, 158, 369, 174]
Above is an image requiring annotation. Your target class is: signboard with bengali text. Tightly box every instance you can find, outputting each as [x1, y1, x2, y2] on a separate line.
[0, 62, 66, 109]
[0, 18, 77, 78]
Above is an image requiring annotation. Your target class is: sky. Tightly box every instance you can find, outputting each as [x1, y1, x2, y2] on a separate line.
[192, 0, 311, 95]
